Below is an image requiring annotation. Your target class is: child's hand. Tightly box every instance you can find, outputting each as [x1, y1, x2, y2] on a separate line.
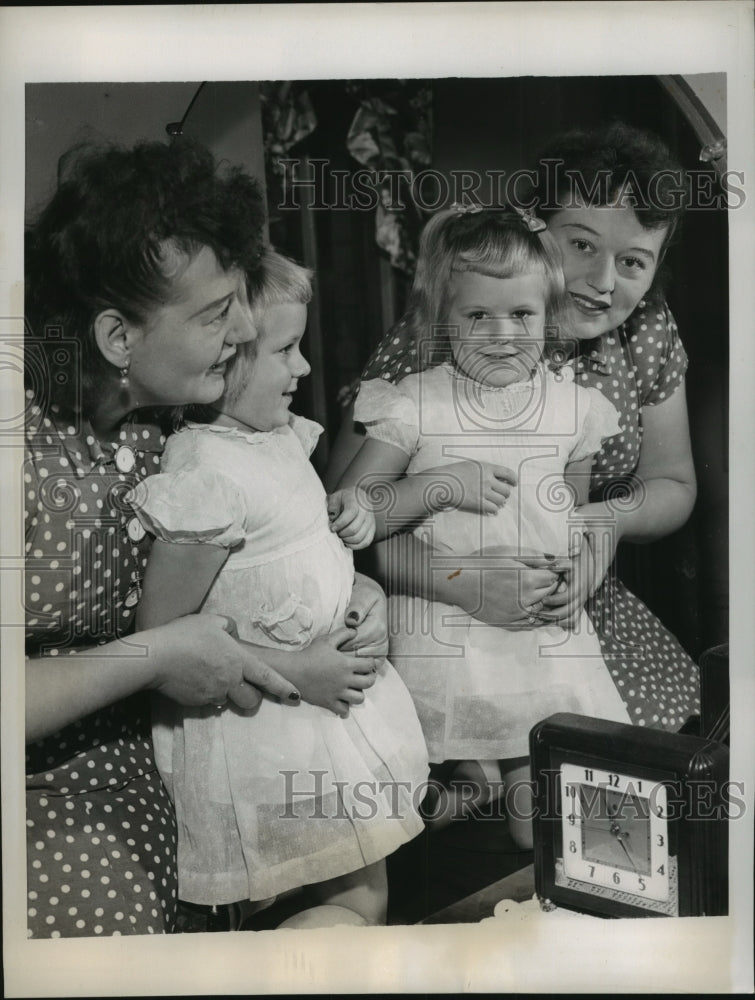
[296, 626, 379, 717]
[327, 488, 376, 550]
[424, 461, 517, 516]
[339, 572, 389, 661]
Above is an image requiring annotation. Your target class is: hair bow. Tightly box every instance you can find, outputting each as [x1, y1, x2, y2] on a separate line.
[450, 201, 483, 215]
[512, 205, 547, 233]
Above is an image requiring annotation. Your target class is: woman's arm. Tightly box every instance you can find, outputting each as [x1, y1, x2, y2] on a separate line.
[609, 384, 697, 542]
[572, 385, 696, 556]
[373, 533, 561, 625]
[564, 456, 594, 508]
[26, 613, 301, 743]
[541, 384, 697, 621]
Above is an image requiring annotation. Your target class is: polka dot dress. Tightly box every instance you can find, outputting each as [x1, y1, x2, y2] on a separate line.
[359, 299, 700, 731]
[25, 397, 178, 938]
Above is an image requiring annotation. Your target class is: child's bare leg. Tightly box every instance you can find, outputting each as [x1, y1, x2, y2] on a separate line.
[500, 756, 534, 850]
[422, 759, 503, 831]
[277, 860, 387, 928]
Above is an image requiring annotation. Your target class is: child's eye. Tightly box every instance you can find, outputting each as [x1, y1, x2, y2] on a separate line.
[512, 309, 535, 320]
[468, 311, 488, 321]
[570, 238, 594, 253]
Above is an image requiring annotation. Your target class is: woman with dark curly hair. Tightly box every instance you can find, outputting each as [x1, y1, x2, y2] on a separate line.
[327, 121, 700, 739]
[23, 139, 309, 938]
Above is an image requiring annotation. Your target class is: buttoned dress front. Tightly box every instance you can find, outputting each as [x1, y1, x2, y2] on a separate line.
[24, 398, 178, 938]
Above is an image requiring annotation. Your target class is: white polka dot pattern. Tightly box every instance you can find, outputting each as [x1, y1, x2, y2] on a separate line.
[25, 403, 178, 938]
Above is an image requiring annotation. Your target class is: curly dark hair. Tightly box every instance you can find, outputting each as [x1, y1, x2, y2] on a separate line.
[530, 120, 686, 251]
[25, 138, 266, 416]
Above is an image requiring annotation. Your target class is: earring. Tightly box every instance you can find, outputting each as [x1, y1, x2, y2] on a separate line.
[119, 363, 130, 388]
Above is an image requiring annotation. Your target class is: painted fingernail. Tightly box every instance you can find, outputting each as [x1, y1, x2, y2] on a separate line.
[544, 553, 556, 560]
[288, 691, 301, 702]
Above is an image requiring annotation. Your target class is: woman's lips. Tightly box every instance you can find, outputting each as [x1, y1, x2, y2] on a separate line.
[570, 291, 611, 314]
[209, 349, 236, 372]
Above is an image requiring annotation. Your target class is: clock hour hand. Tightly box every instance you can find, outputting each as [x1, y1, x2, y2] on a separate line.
[610, 820, 638, 871]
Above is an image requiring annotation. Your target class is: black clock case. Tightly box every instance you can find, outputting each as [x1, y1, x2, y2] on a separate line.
[530, 713, 729, 918]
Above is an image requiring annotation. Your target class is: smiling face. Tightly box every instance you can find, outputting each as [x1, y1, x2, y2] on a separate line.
[127, 245, 255, 406]
[217, 302, 311, 432]
[447, 270, 547, 388]
[547, 204, 668, 340]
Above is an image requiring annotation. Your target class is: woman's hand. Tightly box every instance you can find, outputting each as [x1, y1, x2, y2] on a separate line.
[539, 508, 618, 627]
[424, 460, 517, 516]
[445, 544, 564, 627]
[25, 614, 302, 743]
[290, 626, 379, 717]
[145, 614, 301, 711]
[327, 488, 376, 550]
[339, 572, 389, 660]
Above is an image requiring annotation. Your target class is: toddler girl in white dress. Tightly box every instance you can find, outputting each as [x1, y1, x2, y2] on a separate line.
[339, 205, 631, 845]
[133, 250, 429, 928]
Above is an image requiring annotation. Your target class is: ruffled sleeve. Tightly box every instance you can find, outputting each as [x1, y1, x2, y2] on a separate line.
[288, 414, 324, 458]
[130, 466, 247, 547]
[570, 386, 622, 464]
[353, 377, 420, 456]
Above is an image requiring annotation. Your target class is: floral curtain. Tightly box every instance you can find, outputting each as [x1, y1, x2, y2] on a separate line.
[344, 81, 432, 275]
[260, 79, 432, 276]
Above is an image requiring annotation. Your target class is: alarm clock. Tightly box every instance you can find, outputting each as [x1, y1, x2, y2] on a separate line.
[530, 713, 729, 918]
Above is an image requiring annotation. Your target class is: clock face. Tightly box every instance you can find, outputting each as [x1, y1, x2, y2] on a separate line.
[558, 763, 675, 913]
[530, 713, 729, 919]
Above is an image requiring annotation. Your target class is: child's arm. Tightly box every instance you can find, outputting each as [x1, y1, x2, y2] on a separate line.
[138, 539, 379, 717]
[338, 437, 516, 541]
[137, 539, 229, 629]
[564, 455, 593, 508]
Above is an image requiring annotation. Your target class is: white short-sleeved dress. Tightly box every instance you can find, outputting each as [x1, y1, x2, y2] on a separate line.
[132, 416, 429, 906]
[355, 363, 632, 762]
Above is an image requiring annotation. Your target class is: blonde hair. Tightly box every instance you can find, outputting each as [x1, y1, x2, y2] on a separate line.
[405, 207, 568, 364]
[178, 248, 313, 423]
[221, 248, 313, 403]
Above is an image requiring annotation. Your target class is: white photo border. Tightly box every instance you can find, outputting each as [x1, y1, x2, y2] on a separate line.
[1, 3, 753, 996]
